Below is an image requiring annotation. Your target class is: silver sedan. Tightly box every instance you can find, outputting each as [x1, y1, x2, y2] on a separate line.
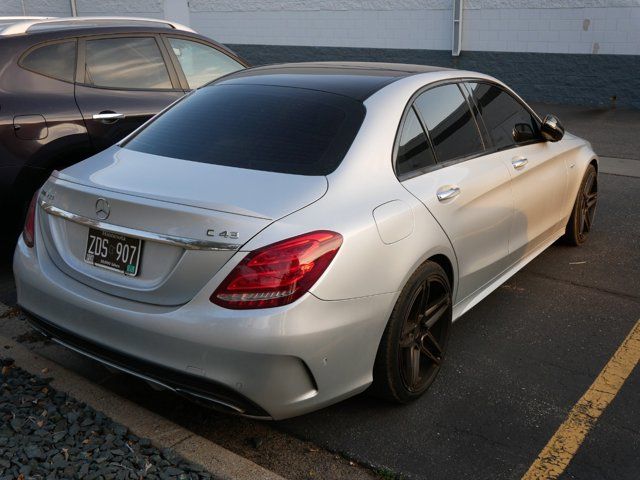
[14, 62, 598, 419]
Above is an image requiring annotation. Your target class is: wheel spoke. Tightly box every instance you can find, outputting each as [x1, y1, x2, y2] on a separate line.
[420, 331, 443, 366]
[419, 340, 441, 365]
[423, 295, 450, 329]
[583, 208, 592, 231]
[424, 330, 443, 356]
[583, 174, 595, 196]
[586, 192, 598, 209]
[403, 345, 421, 388]
[417, 281, 429, 316]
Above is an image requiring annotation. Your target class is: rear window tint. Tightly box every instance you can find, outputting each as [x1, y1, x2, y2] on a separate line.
[123, 84, 366, 176]
[20, 40, 76, 82]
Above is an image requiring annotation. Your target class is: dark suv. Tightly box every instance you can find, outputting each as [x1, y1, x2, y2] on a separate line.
[0, 17, 248, 249]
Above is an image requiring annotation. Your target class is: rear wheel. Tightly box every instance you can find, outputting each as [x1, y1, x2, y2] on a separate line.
[371, 261, 452, 403]
[563, 164, 598, 246]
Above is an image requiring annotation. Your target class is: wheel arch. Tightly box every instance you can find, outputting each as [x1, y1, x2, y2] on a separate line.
[428, 253, 454, 290]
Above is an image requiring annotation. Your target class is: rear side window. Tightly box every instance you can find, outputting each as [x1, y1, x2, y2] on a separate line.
[396, 108, 436, 177]
[168, 38, 243, 88]
[84, 37, 172, 89]
[413, 84, 484, 163]
[467, 82, 541, 150]
[123, 84, 366, 176]
[20, 41, 76, 82]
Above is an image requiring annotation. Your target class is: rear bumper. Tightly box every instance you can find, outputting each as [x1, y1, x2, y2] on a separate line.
[13, 236, 396, 419]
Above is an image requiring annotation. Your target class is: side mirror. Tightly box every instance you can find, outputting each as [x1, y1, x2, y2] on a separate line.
[512, 123, 536, 143]
[540, 114, 565, 142]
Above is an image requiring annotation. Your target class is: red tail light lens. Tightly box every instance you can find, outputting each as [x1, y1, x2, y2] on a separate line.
[211, 231, 343, 309]
[22, 192, 38, 248]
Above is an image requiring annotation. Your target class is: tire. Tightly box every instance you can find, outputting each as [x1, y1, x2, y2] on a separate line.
[563, 164, 598, 246]
[371, 260, 452, 403]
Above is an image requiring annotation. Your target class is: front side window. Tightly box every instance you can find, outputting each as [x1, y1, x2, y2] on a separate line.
[467, 82, 541, 150]
[123, 84, 365, 176]
[413, 84, 484, 163]
[84, 37, 172, 89]
[20, 40, 76, 82]
[168, 38, 243, 88]
[396, 108, 436, 177]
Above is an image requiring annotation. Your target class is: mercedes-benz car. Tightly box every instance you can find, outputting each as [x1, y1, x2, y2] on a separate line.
[13, 62, 598, 419]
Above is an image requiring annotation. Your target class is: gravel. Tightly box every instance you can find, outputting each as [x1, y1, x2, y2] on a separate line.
[0, 359, 215, 479]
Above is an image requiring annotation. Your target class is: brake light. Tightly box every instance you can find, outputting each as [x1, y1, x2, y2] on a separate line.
[211, 231, 343, 309]
[23, 192, 38, 248]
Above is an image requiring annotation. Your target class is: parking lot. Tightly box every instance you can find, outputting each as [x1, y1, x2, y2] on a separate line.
[1, 104, 639, 480]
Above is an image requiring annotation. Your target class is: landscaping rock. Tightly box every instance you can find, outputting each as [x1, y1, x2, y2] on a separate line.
[0, 363, 215, 479]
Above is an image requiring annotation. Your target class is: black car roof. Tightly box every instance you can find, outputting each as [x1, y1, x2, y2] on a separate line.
[215, 62, 452, 101]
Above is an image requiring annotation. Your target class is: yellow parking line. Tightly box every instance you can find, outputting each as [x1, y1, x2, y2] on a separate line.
[522, 318, 640, 480]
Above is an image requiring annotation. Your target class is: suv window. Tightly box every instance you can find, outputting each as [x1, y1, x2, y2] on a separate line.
[20, 41, 76, 82]
[396, 108, 436, 177]
[123, 84, 366, 176]
[84, 37, 172, 89]
[467, 82, 541, 150]
[413, 84, 484, 163]
[167, 38, 243, 89]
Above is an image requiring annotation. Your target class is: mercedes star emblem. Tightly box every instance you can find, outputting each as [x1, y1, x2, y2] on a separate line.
[95, 198, 110, 220]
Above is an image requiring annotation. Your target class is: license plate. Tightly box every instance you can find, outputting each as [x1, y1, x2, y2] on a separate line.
[84, 228, 143, 276]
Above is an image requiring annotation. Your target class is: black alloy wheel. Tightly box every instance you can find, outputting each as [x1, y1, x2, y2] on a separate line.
[372, 261, 452, 402]
[564, 164, 598, 246]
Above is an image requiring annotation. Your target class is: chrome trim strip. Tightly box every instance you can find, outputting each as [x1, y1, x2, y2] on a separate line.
[40, 201, 240, 252]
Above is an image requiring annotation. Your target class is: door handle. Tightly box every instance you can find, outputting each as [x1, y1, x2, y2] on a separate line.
[93, 111, 125, 123]
[436, 186, 461, 202]
[511, 157, 528, 169]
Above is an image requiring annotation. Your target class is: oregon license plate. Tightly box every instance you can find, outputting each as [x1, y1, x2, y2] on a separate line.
[84, 228, 143, 276]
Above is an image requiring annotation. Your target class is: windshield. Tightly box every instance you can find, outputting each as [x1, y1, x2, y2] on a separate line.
[123, 84, 365, 176]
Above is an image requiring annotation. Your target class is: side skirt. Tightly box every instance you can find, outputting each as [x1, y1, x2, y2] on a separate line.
[452, 227, 565, 321]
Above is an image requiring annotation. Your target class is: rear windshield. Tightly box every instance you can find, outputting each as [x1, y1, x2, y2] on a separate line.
[123, 84, 366, 176]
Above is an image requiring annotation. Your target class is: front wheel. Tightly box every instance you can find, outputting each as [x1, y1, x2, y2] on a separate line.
[371, 261, 452, 403]
[563, 164, 598, 246]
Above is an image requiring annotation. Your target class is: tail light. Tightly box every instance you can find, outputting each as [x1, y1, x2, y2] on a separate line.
[211, 231, 343, 309]
[23, 192, 38, 248]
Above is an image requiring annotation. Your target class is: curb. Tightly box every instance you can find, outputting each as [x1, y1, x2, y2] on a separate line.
[0, 332, 285, 480]
[599, 156, 640, 178]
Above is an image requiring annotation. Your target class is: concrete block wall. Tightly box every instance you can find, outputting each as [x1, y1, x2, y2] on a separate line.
[231, 44, 640, 108]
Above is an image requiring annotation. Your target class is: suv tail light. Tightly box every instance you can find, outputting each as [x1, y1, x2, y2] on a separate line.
[211, 231, 343, 309]
[23, 192, 38, 248]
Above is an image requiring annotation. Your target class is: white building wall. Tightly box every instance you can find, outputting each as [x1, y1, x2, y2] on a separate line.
[2, 0, 72, 16]
[2, 0, 639, 55]
[75, 0, 164, 19]
[462, 4, 640, 55]
[189, 1, 453, 50]
[186, 0, 640, 55]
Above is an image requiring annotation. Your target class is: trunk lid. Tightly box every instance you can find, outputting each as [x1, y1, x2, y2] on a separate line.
[39, 146, 328, 306]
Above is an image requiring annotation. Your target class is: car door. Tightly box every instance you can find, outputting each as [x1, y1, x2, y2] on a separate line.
[74, 34, 184, 153]
[161, 35, 245, 90]
[399, 83, 515, 303]
[465, 82, 568, 260]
